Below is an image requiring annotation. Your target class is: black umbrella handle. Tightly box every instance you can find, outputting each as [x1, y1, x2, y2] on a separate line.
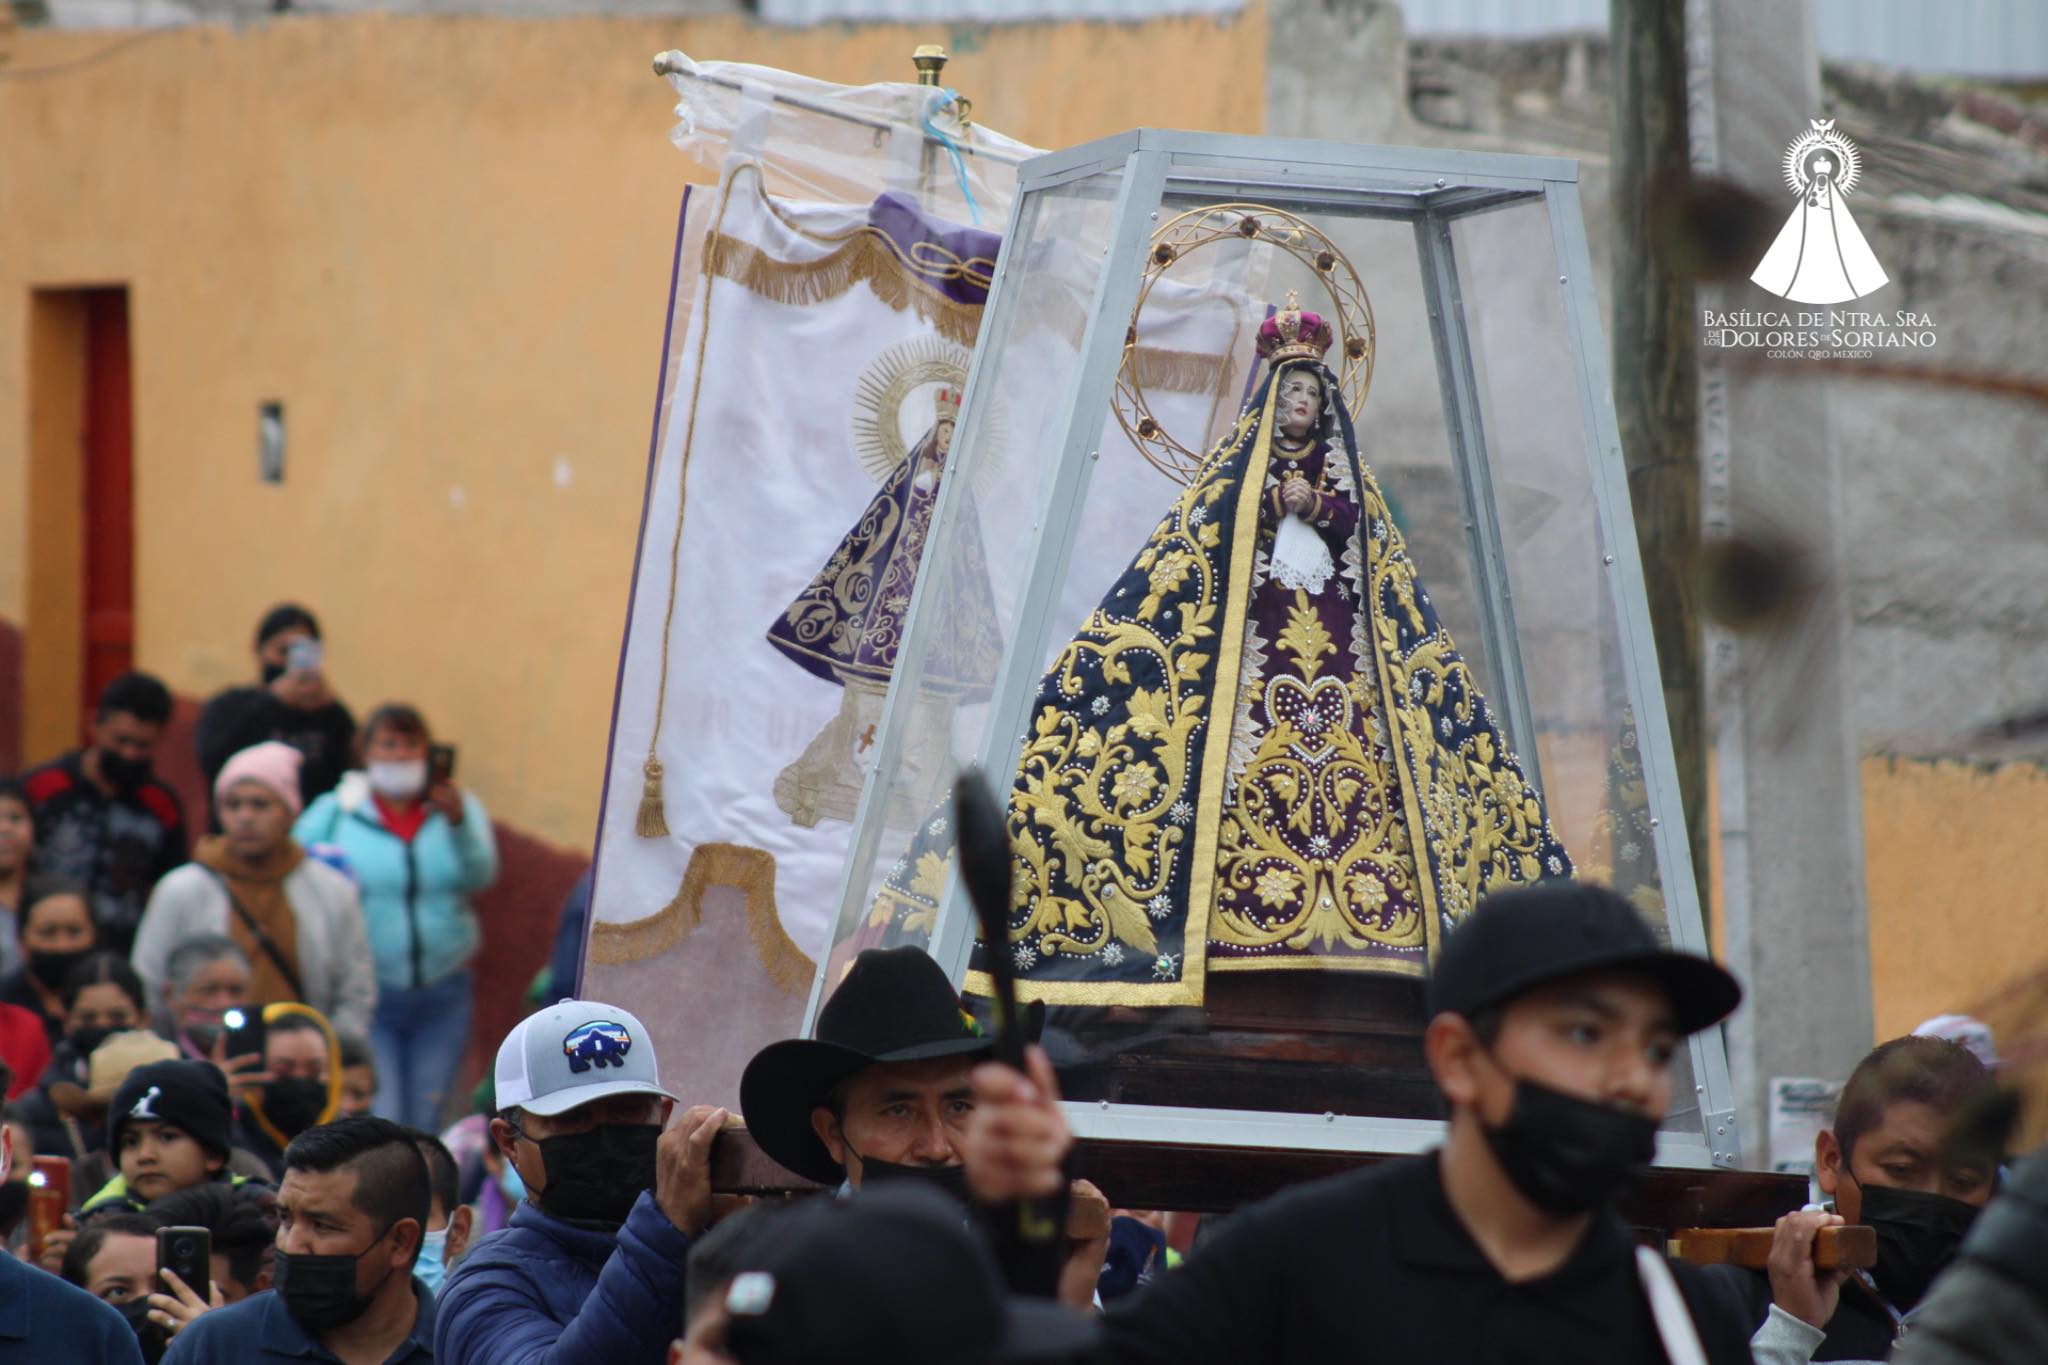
[953, 769, 1068, 1287]
[954, 769, 1029, 1073]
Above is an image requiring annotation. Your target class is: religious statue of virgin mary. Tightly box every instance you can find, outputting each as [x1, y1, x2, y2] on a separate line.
[927, 297, 1575, 1005]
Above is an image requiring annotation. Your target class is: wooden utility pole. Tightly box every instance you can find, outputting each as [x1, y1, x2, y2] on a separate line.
[1609, 0, 1709, 922]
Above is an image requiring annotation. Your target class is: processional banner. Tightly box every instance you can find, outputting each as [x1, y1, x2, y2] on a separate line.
[583, 56, 1040, 1109]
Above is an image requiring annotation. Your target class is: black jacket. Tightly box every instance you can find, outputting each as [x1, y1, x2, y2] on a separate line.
[23, 752, 186, 954]
[195, 687, 356, 814]
[1096, 1154, 1754, 1365]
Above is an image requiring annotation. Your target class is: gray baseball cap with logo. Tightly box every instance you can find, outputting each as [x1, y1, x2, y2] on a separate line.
[494, 999, 679, 1117]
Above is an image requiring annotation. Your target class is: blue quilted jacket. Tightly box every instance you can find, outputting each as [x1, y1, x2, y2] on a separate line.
[432, 1190, 692, 1365]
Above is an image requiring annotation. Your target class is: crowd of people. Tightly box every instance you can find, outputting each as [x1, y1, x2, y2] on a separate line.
[0, 607, 2040, 1364]
[0, 603, 509, 1360]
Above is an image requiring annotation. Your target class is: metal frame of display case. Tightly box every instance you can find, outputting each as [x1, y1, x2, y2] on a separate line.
[804, 129, 1743, 1171]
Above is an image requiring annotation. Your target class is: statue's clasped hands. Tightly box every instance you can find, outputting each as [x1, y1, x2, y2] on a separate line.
[1280, 477, 1316, 516]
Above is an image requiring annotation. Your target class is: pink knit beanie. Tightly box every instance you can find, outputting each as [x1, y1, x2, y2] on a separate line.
[215, 741, 305, 817]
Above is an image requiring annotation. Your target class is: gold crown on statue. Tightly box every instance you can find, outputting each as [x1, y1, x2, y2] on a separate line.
[933, 385, 963, 421]
[1255, 291, 1335, 366]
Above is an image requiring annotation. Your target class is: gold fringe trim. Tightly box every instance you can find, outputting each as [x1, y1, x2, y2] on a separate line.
[588, 891, 696, 964]
[587, 842, 816, 1000]
[1013, 284, 1231, 397]
[706, 230, 984, 350]
[704, 193, 1222, 402]
[1130, 346, 1232, 397]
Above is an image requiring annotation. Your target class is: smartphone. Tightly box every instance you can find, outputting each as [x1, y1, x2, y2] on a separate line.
[428, 743, 458, 785]
[286, 638, 324, 675]
[157, 1225, 213, 1296]
[220, 1007, 267, 1063]
[27, 1155, 70, 1260]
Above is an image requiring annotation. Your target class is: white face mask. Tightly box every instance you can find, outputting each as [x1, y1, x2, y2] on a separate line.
[414, 1227, 450, 1293]
[367, 758, 428, 799]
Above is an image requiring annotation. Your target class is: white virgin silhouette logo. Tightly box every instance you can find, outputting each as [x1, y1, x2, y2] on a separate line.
[1751, 119, 1889, 304]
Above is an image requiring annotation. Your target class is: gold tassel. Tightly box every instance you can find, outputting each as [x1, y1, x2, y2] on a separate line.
[635, 756, 670, 838]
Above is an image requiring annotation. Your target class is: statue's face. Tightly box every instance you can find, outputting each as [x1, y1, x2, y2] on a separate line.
[934, 418, 955, 457]
[1277, 370, 1324, 441]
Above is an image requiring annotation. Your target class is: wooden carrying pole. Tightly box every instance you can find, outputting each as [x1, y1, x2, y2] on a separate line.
[1672, 1224, 1878, 1271]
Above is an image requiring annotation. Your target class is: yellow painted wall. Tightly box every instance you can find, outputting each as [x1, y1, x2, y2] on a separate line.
[1862, 754, 2048, 1043]
[0, 9, 1265, 844]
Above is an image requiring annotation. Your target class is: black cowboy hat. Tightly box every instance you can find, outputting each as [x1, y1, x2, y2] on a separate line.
[740, 947, 994, 1185]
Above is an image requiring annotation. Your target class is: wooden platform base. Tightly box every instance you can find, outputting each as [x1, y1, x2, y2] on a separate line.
[1047, 972, 1436, 1117]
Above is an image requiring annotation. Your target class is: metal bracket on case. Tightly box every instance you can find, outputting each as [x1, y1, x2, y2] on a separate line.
[1703, 1109, 1742, 1167]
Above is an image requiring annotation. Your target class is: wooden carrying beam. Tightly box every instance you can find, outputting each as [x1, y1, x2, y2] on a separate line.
[708, 1126, 1812, 1235]
[1671, 1224, 1878, 1270]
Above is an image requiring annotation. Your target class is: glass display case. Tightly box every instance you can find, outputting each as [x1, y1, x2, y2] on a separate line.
[799, 130, 1740, 1169]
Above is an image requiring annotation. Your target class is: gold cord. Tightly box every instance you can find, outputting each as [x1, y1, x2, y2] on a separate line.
[636, 165, 744, 837]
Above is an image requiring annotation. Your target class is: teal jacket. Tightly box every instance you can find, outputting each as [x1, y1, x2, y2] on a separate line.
[294, 773, 499, 992]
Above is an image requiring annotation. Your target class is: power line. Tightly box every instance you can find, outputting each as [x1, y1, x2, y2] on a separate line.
[0, 25, 182, 81]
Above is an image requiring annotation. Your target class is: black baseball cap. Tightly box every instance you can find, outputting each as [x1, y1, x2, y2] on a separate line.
[720, 1183, 1099, 1365]
[1427, 882, 1742, 1036]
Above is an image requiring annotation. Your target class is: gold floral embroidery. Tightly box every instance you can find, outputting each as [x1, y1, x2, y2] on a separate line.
[1210, 582, 1423, 956]
[1273, 592, 1336, 684]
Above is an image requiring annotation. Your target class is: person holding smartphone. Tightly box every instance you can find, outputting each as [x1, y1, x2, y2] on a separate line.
[159, 1116, 435, 1365]
[195, 604, 357, 819]
[294, 703, 498, 1130]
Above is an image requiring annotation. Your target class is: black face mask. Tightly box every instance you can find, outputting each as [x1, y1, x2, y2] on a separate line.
[261, 661, 288, 685]
[1858, 1182, 1983, 1310]
[117, 1296, 169, 1363]
[1480, 1077, 1660, 1216]
[531, 1123, 661, 1225]
[261, 1078, 331, 1138]
[29, 948, 91, 991]
[274, 1236, 398, 1332]
[854, 1153, 971, 1203]
[98, 750, 155, 791]
[64, 1024, 120, 1067]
